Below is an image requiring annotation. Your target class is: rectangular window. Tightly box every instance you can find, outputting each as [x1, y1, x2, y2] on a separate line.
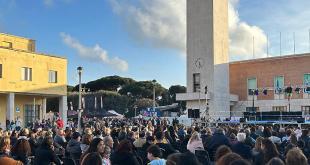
[302, 106, 310, 115]
[1, 41, 12, 48]
[272, 106, 287, 112]
[274, 76, 284, 93]
[21, 67, 32, 81]
[193, 73, 200, 92]
[48, 70, 57, 83]
[0, 64, 2, 78]
[304, 74, 310, 93]
[24, 104, 40, 126]
[247, 78, 257, 95]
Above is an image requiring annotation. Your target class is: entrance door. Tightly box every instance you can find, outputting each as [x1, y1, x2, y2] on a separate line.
[24, 104, 40, 126]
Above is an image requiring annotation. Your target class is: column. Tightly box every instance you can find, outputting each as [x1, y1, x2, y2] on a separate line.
[6, 93, 15, 122]
[59, 96, 68, 127]
[42, 98, 47, 120]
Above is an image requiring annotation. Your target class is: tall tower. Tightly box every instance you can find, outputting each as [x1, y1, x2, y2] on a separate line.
[185, 0, 230, 119]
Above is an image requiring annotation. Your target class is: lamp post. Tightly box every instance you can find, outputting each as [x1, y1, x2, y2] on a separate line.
[152, 80, 156, 113]
[77, 66, 83, 133]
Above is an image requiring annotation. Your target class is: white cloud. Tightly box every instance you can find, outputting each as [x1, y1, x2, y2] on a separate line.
[109, 0, 268, 60]
[60, 32, 129, 72]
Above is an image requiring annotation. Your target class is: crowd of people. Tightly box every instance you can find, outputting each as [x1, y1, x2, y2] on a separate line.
[0, 117, 309, 165]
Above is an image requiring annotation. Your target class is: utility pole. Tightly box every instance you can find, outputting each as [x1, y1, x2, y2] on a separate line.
[152, 80, 156, 116]
[77, 66, 83, 133]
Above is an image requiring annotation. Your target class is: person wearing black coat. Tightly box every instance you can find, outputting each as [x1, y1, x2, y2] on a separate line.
[34, 137, 61, 165]
[110, 140, 141, 165]
[232, 133, 252, 160]
[207, 128, 231, 161]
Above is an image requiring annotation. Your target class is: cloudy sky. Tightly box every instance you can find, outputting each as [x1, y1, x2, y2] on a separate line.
[0, 0, 309, 87]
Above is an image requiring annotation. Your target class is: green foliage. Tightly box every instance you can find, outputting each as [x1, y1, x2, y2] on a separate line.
[68, 76, 187, 116]
[72, 75, 135, 92]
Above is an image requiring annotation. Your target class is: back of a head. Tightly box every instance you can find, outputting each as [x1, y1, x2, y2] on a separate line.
[178, 152, 201, 165]
[116, 139, 133, 153]
[267, 157, 285, 165]
[217, 153, 242, 165]
[230, 159, 251, 165]
[155, 131, 163, 140]
[215, 145, 232, 161]
[237, 133, 246, 142]
[147, 145, 162, 158]
[286, 148, 308, 165]
[81, 152, 102, 165]
[166, 153, 182, 165]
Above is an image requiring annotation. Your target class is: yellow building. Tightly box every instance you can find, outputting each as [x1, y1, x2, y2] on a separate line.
[0, 33, 67, 128]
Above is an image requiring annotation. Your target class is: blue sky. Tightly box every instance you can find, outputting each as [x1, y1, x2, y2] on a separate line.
[0, 0, 309, 88]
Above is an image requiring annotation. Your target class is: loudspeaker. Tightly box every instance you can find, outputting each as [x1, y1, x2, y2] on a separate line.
[296, 118, 305, 123]
[188, 109, 193, 118]
[194, 109, 200, 118]
[239, 118, 246, 123]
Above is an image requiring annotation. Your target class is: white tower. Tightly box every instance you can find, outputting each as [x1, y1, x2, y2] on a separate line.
[177, 0, 230, 120]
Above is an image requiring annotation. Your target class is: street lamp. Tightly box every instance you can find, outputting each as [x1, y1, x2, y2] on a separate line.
[77, 66, 83, 133]
[134, 105, 138, 117]
[152, 80, 156, 113]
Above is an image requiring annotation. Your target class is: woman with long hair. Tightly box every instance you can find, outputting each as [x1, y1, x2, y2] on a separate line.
[110, 139, 140, 165]
[262, 138, 280, 164]
[80, 137, 105, 161]
[187, 131, 204, 153]
[0, 136, 23, 165]
[252, 137, 264, 165]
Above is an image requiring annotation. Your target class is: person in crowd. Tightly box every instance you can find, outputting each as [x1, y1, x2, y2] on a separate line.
[10, 130, 18, 146]
[282, 129, 292, 142]
[214, 145, 232, 164]
[80, 134, 93, 154]
[110, 139, 140, 165]
[134, 131, 146, 148]
[54, 129, 67, 148]
[81, 137, 105, 161]
[207, 128, 231, 161]
[250, 127, 259, 140]
[267, 157, 285, 165]
[229, 133, 238, 145]
[261, 138, 280, 164]
[103, 136, 114, 150]
[252, 136, 264, 165]
[244, 129, 255, 148]
[28, 131, 38, 156]
[0, 136, 22, 165]
[231, 133, 252, 161]
[147, 145, 166, 165]
[216, 152, 243, 165]
[154, 131, 176, 159]
[66, 131, 82, 163]
[11, 136, 32, 165]
[81, 152, 103, 165]
[230, 159, 251, 165]
[285, 147, 308, 165]
[187, 131, 204, 153]
[102, 146, 111, 165]
[255, 126, 264, 137]
[34, 136, 62, 165]
[200, 128, 212, 149]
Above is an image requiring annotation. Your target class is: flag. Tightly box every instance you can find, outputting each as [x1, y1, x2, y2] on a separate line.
[100, 96, 103, 109]
[94, 97, 97, 109]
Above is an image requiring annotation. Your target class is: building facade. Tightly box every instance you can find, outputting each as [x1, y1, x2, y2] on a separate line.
[230, 54, 310, 119]
[176, 0, 231, 120]
[0, 33, 67, 128]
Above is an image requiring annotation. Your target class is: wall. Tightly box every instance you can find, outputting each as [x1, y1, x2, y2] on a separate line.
[0, 33, 35, 52]
[230, 54, 310, 101]
[0, 48, 67, 96]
